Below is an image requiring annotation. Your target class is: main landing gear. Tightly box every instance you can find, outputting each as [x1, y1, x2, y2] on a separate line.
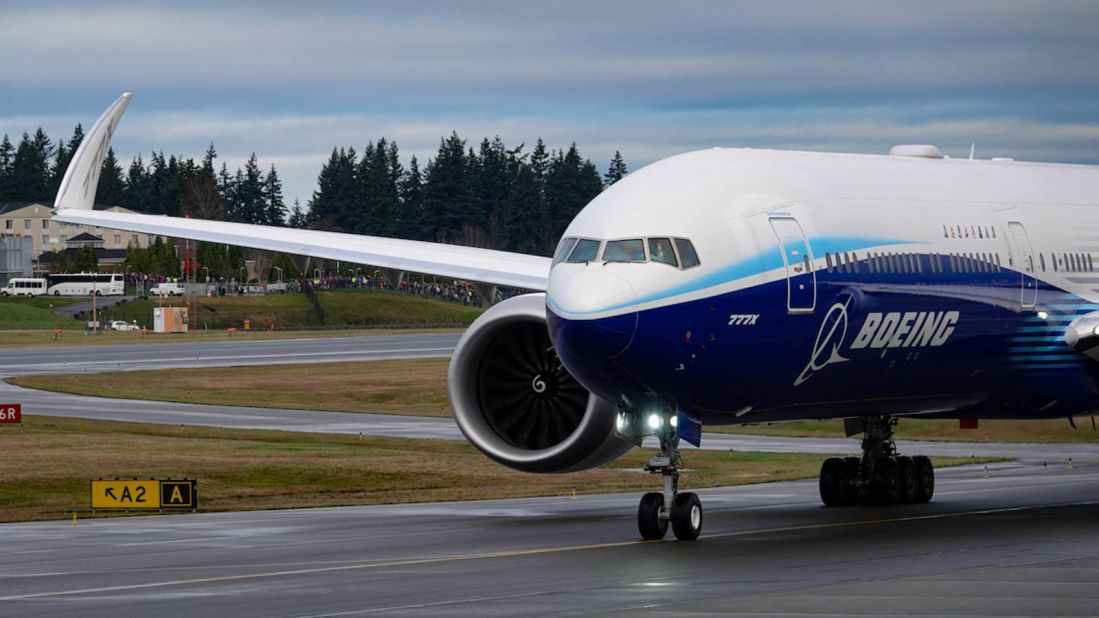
[819, 415, 935, 506]
[637, 423, 703, 541]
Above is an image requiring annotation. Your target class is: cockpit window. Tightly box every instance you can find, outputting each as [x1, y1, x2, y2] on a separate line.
[648, 238, 678, 267]
[603, 239, 646, 262]
[675, 238, 700, 268]
[567, 239, 602, 263]
[552, 237, 578, 266]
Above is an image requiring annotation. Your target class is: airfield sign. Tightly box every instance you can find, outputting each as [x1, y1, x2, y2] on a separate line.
[0, 404, 20, 423]
[91, 479, 198, 510]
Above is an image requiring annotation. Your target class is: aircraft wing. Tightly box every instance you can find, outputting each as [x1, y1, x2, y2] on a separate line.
[52, 93, 551, 291]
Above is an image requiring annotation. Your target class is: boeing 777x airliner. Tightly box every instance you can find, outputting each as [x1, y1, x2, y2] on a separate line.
[53, 93, 1099, 541]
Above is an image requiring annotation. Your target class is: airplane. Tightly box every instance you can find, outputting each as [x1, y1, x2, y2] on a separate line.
[53, 93, 1099, 541]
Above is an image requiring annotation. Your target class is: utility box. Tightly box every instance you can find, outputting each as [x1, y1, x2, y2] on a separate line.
[153, 307, 188, 333]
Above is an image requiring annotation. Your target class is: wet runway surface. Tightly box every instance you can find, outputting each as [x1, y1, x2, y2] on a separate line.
[4, 334, 1099, 615]
[2, 460, 1098, 617]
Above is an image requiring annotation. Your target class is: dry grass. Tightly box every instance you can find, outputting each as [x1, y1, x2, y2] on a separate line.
[11, 359, 453, 417]
[0, 415, 913, 523]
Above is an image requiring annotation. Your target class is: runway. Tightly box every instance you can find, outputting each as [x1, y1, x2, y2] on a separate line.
[2, 460, 1098, 617]
[4, 333, 1099, 616]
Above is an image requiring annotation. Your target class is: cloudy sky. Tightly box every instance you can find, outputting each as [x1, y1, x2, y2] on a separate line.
[2, 0, 1098, 206]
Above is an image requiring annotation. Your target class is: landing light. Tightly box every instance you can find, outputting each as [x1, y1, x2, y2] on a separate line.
[670, 416, 678, 428]
[647, 414, 662, 429]
[1037, 311, 1049, 320]
[1092, 325, 1099, 337]
[616, 413, 627, 431]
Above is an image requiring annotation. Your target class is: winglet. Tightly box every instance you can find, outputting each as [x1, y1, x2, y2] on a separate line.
[52, 92, 132, 213]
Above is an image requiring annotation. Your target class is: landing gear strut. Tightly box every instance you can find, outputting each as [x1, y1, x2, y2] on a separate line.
[637, 422, 702, 541]
[819, 415, 935, 506]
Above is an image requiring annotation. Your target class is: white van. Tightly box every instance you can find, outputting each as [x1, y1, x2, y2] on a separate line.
[1, 278, 48, 297]
[149, 282, 186, 296]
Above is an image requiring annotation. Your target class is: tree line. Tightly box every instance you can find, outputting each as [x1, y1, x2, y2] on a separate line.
[0, 125, 629, 258]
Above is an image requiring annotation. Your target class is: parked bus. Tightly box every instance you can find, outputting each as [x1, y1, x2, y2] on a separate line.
[1, 278, 48, 297]
[46, 273, 125, 296]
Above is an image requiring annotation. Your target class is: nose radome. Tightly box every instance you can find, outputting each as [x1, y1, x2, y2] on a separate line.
[547, 268, 638, 360]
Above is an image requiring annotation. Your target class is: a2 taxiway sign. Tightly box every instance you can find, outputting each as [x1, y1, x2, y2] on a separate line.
[91, 479, 197, 510]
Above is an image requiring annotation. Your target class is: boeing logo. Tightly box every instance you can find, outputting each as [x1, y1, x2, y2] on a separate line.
[796, 306, 960, 386]
[851, 311, 959, 350]
[795, 299, 851, 386]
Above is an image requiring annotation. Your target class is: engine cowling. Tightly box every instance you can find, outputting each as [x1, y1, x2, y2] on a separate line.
[449, 293, 634, 473]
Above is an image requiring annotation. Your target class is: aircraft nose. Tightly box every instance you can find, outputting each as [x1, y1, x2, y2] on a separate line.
[547, 268, 638, 360]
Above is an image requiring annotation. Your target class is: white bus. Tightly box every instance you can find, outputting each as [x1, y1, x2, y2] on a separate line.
[46, 273, 125, 296]
[1, 278, 48, 297]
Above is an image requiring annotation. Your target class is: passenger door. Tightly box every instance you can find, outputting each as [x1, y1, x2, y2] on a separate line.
[1006, 221, 1037, 308]
[769, 217, 816, 314]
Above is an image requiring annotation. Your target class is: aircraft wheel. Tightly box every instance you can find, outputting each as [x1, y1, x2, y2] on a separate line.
[670, 492, 703, 541]
[819, 457, 848, 506]
[872, 457, 902, 504]
[896, 456, 919, 503]
[913, 455, 935, 503]
[638, 492, 667, 540]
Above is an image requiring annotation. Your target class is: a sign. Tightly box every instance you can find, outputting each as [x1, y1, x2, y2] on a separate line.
[91, 479, 198, 510]
[0, 404, 20, 423]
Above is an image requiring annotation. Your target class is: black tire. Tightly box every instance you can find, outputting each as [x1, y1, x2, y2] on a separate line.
[843, 457, 864, 504]
[872, 457, 902, 504]
[914, 455, 935, 503]
[638, 492, 667, 540]
[54, 290, 60, 296]
[670, 492, 703, 541]
[896, 456, 919, 503]
[819, 457, 848, 506]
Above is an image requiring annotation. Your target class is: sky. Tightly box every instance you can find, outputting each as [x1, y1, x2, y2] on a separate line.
[2, 0, 1098, 208]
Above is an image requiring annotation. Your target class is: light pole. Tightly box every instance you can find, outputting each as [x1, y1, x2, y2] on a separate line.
[314, 268, 321, 281]
[273, 266, 283, 284]
[239, 266, 247, 283]
[201, 266, 210, 283]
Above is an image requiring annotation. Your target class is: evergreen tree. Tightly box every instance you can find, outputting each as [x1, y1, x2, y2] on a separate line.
[263, 164, 286, 225]
[201, 143, 217, 178]
[604, 150, 628, 186]
[499, 162, 546, 254]
[287, 199, 309, 228]
[545, 144, 603, 250]
[422, 133, 475, 242]
[97, 148, 126, 206]
[51, 249, 73, 273]
[232, 154, 266, 224]
[10, 130, 52, 201]
[473, 136, 512, 247]
[123, 155, 152, 211]
[74, 244, 99, 272]
[0, 134, 14, 200]
[397, 155, 424, 238]
[308, 147, 359, 232]
[49, 124, 84, 195]
[359, 139, 399, 235]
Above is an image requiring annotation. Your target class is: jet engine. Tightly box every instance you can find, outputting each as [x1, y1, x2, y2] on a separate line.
[449, 293, 634, 473]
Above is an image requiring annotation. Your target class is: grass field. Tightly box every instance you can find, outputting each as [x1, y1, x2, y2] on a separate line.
[0, 296, 82, 329]
[93, 289, 485, 330]
[12, 358, 1099, 443]
[316, 289, 484, 327]
[0, 415, 894, 523]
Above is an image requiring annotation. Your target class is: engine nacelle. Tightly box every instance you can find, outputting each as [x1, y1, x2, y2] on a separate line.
[449, 293, 634, 473]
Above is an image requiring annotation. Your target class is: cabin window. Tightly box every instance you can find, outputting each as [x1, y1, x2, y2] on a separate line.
[674, 238, 700, 268]
[553, 238, 578, 265]
[1090, 255, 1095, 272]
[825, 252, 833, 272]
[1039, 254, 1045, 272]
[851, 252, 859, 274]
[648, 238, 678, 267]
[603, 239, 646, 262]
[567, 239, 601, 263]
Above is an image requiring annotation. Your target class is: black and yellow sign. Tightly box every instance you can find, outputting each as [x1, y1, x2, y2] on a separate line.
[91, 479, 198, 510]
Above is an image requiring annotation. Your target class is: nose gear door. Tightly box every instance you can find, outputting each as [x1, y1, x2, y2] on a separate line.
[769, 217, 817, 314]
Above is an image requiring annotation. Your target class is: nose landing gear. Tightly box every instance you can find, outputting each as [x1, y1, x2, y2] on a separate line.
[636, 423, 703, 541]
[819, 415, 935, 506]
